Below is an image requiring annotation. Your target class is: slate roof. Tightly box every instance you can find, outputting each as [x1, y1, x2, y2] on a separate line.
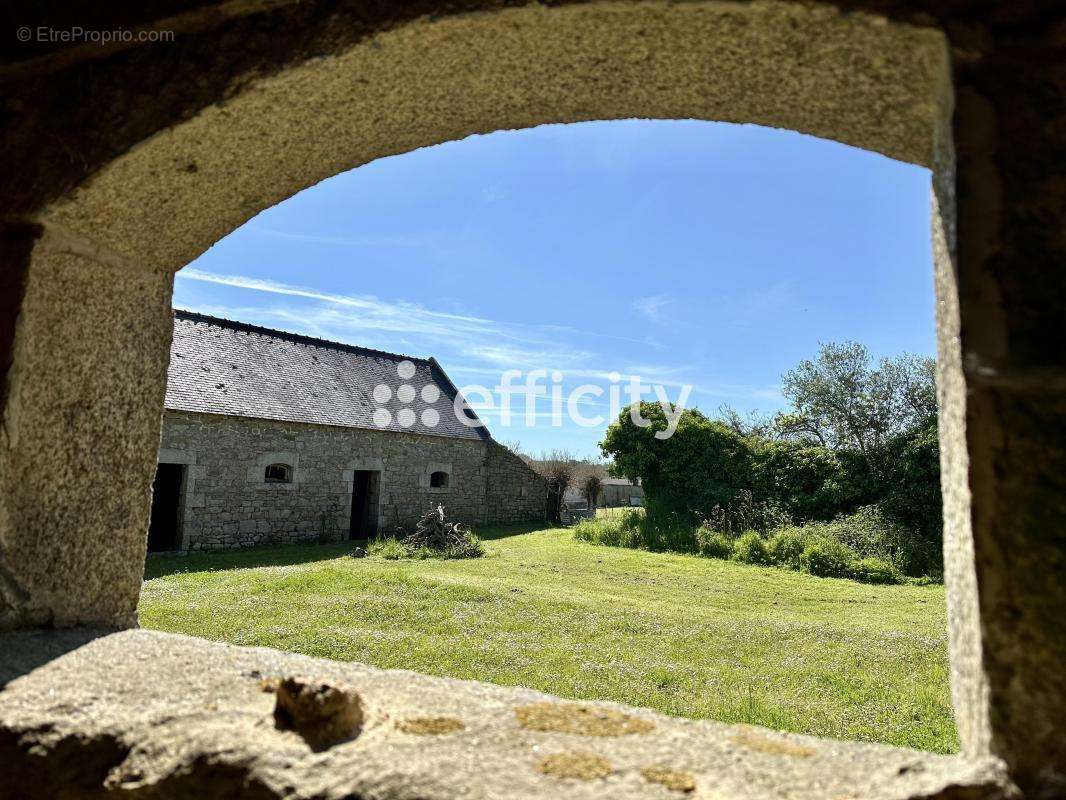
[164, 311, 489, 441]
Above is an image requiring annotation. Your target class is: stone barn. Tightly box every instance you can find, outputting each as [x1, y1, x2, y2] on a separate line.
[149, 311, 547, 551]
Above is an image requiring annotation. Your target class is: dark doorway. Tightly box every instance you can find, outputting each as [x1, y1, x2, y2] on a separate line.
[147, 463, 184, 552]
[349, 470, 380, 540]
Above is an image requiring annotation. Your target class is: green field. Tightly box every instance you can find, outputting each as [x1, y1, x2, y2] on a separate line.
[140, 525, 956, 752]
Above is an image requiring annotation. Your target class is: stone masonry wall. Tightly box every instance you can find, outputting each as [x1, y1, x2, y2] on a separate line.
[159, 410, 545, 550]
[483, 441, 549, 525]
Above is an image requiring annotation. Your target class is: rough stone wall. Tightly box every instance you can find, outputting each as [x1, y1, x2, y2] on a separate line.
[483, 442, 549, 525]
[159, 410, 545, 550]
[0, 232, 173, 629]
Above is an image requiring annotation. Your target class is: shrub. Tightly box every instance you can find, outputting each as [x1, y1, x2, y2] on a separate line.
[643, 505, 701, 553]
[611, 507, 647, 528]
[571, 518, 597, 542]
[703, 490, 792, 536]
[574, 502, 919, 586]
[908, 574, 941, 587]
[582, 473, 603, 509]
[822, 506, 892, 558]
[801, 536, 857, 578]
[573, 517, 617, 546]
[573, 508, 644, 548]
[850, 556, 902, 585]
[368, 531, 484, 560]
[732, 531, 771, 565]
[876, 422, 943, 568]
[751, 440, 858, 523]
[767, 528, 808, 569]
[820, 505, 936, 578]
[537, 451, 575, 525]
[574, 506, 708, 554]
[600, 404, 757, 523]
[695, 526, 732, 559]
[441, 531, 484, 559]
[368, 537, 408, 560]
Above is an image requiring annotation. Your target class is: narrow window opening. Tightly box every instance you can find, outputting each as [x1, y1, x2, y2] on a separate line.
[265, 463, 292, 483]
[430, 470, 449, 489]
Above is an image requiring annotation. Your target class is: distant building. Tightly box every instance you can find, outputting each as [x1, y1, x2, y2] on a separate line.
[564, 476, 644, 509]
[599, 478, 645, 507]
[149, 312, 547, 551]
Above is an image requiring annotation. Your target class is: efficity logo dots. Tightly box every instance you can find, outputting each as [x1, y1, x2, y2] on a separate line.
[372, 360, 441, 428]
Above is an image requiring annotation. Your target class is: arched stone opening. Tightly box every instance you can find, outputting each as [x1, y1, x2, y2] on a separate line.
[0, 1, 1062, 796]
[4, 0, 957, 623]
[40, 1, 952, 272]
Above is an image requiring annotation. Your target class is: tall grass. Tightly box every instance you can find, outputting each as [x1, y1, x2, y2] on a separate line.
[573, 507, 702, 554]
[368, 531, 484, 560]
[574, 506, 927, 585]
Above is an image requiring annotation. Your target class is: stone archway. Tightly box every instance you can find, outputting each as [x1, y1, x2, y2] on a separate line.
[3, 0, 956, 625]
[1, 1, 1063, 795]
[42, 2, 952, 272]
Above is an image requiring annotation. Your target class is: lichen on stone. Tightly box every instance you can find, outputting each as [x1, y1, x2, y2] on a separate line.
[395, 716, 465, 735]
[641, 766, 697, 793]
[515, 702, 654, 736]
[537, 750, 614, 780]
[731, 728, 815, 758]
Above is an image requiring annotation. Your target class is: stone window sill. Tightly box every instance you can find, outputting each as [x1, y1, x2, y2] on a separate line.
[0, 629, 1015, 799]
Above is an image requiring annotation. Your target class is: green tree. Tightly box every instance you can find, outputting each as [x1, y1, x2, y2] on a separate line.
[877, 421, 943, 563]
[601, 403, 754, 521]
[777, 341, 936, 466]
[600, 346, 943, 574]
[582, 474, 603, 509]
[750, 439, 858, 522]
[534, 449, 576, 525]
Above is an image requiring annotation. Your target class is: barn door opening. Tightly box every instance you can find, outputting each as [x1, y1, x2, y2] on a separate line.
[349, 470, 380, 540]
[147, 463, 184, 552]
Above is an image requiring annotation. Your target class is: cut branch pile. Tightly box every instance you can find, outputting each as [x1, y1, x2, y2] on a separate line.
[402, 505, 470, 551]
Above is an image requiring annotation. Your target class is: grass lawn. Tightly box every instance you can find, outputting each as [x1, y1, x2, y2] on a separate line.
[140, 525, 956, 753]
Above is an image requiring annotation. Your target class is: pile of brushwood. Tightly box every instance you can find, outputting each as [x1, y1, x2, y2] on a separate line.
[370, 505, 484, 560]
[405, 505, 470, 549]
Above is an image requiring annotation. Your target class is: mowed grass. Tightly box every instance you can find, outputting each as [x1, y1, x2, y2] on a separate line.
[140, 525, 956, 752]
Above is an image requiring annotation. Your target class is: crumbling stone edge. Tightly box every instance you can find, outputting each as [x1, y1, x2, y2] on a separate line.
[0, 629, 1018, 800]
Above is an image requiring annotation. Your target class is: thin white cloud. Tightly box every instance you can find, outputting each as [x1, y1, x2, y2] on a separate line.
[730, 280, 796, 326]
[176, 268, 781, 411]
[179, 268, 489, 327]
[471, 407, 570, 420]
[538, 321, 664, 349]
[633, 293, 672, 322]
[458, 342, 596, 371]
[451, 361, 779, 404]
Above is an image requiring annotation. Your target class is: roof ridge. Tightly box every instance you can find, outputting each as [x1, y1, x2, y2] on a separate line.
[173, 308, 429, 363]
[428, 356, 491, 441]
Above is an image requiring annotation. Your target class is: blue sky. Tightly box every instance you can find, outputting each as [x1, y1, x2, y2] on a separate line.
[174, 119, 934, 459]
